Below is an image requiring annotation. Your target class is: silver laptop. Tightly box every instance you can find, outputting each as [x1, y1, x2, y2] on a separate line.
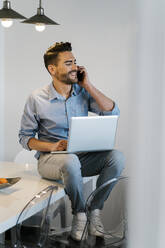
[51, 115, 119, 154]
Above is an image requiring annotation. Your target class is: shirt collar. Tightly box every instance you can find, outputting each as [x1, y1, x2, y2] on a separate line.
[48, 82, 60, 100]
[71, 84, 78, 96]
[48, 82, 78, 101]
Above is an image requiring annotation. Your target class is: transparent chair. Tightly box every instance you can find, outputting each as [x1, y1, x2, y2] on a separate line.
[48, 176, 128, 248]
[14, 149, 67, 234]
[80, 176, 128, 248]
[14, 185, 58, 248]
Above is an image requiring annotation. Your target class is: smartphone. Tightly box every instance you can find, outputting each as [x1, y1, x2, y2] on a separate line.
[77, 70, 84, 82]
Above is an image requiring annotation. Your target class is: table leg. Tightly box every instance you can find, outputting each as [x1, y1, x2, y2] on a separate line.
[0, 232, 5, 247]
[10, 226, 17, 247]
[59, 198, 66, 229]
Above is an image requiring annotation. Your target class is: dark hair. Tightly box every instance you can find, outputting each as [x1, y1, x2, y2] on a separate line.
[44, 42, 72, 72]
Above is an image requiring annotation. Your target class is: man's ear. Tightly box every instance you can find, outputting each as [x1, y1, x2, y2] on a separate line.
[48, 64, 56, 75]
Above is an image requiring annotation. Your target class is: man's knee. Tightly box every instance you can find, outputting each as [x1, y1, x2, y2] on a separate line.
[105, 150, 125, 174]
[62, 154, 81, 174]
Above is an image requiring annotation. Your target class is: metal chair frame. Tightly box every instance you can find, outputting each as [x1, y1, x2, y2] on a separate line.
[14, 185, 58, 248]
[80, 176, 128, 247]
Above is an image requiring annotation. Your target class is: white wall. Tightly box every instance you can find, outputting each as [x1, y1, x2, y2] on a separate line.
[0, 26, 4, 161]
[1, 0, 135, 162]
[127, 0, 165, 247]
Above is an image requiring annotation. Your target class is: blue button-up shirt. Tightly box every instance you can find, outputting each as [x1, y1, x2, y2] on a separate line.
[19, 83, 120, 159]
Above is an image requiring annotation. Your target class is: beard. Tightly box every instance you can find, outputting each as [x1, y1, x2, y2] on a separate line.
[55, 71, 78, 85]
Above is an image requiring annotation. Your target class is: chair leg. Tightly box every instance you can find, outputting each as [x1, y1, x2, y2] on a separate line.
[50, 197, 67, 235]
[80, 219, 89, 242]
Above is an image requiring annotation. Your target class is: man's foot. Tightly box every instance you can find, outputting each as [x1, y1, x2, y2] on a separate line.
[70, 212, 87, 241]
[89, 209, 104, 237]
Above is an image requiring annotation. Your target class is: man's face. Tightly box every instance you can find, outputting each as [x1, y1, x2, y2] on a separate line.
[53, 51, 78, 84]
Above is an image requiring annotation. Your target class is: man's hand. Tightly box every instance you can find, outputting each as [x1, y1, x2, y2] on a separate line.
[77, 66, 91, 89]
[77, 65, 114, 112]
[52, 140, 68, 151]
[28, 138, 68, 152]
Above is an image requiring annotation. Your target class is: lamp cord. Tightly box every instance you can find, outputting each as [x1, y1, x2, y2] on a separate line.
[39, 0, 42, 8]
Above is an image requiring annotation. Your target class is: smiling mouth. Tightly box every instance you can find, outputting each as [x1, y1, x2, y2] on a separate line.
[70, 72, 77, 77]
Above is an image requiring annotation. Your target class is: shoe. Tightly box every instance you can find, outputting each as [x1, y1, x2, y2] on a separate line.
[70, 212, 87, 241]
[89, 209, 104, 237]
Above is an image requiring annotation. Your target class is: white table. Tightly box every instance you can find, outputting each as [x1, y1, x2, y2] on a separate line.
[0, 161, 95, 236]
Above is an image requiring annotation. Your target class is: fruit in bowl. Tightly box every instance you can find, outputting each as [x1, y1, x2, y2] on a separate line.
[0, 177, 21, 189]
[0, 178, 8, 184]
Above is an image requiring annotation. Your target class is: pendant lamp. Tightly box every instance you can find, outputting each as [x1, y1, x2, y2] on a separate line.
[22, 0, 59, 32]
[0, 0, 26, 28]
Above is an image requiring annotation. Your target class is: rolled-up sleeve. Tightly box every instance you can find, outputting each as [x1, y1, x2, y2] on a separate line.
[100, 102, 120, 116]
[19, 95, 39, 150]
[88, 93, 120, 116]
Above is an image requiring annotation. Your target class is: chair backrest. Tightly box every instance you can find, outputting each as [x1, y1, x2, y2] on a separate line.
[14, 149, 37, 165]
[81, 176, 128, 247]
[15, 185, 58, 248]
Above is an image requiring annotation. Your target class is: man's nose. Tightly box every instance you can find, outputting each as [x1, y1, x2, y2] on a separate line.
[72, 64, 77, 71]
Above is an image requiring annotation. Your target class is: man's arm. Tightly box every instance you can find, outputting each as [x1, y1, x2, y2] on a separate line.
[19, 95, 67, 152]
[28, 138, 67, 152]
[83, 82, 114, 111]
[78, 66, 114, 112]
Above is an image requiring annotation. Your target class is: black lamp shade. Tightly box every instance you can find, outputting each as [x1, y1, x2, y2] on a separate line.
[0, 1, 26, 19]
[22, 14, 59, 25]
[0, 8, 26, 19]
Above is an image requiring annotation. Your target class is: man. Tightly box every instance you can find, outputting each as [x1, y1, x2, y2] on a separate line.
[19, 42, 125, 241]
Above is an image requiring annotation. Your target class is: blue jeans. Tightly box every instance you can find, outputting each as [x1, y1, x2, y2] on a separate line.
[38, 150, 125, 214]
